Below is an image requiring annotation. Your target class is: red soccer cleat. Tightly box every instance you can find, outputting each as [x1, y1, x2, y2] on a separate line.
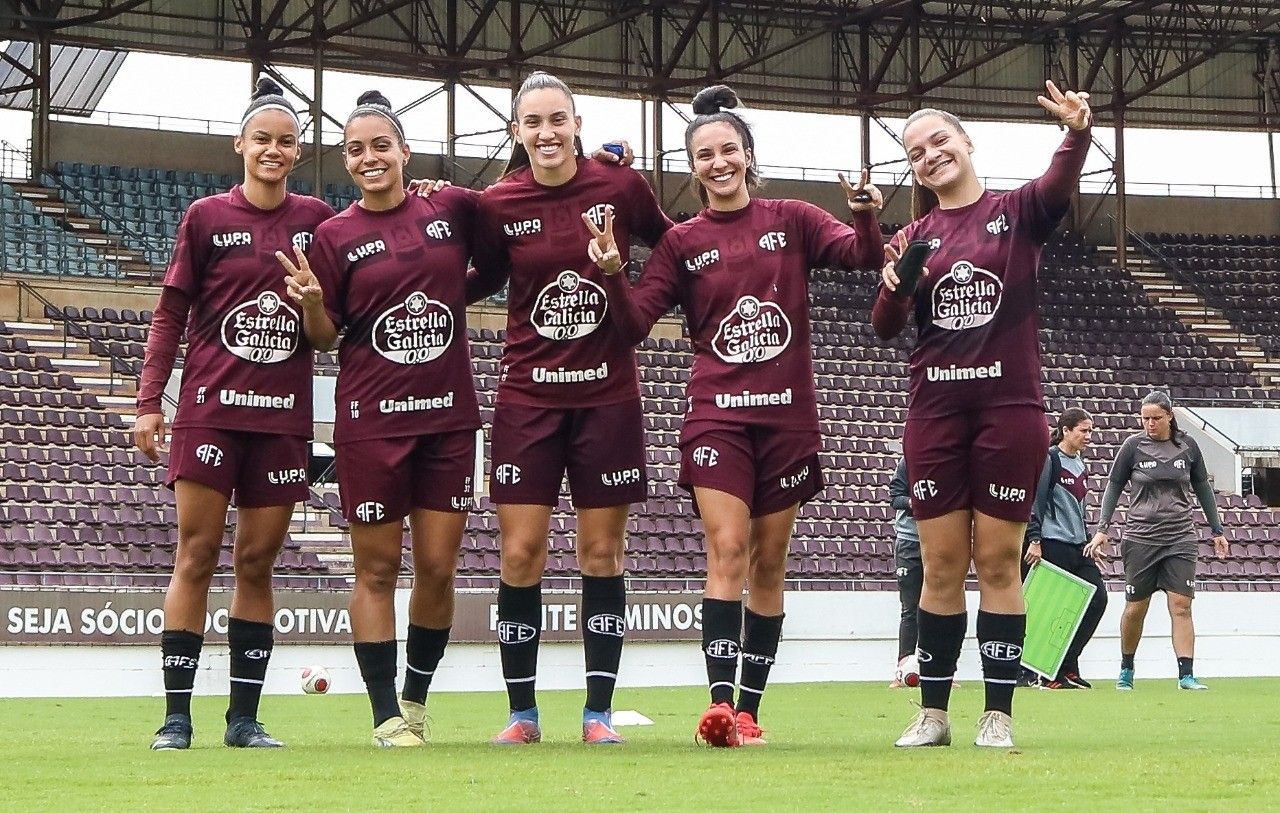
[735, 711, 767, 746]
[695, 702, 741, 748]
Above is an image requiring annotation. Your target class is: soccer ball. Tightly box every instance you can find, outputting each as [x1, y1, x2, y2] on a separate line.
[896, 654, 921, 687]
[301, 665, 330, 695]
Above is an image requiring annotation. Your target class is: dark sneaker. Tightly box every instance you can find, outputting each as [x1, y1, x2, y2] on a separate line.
[151, 714, 193, 750]
[224, 716, 285, 748]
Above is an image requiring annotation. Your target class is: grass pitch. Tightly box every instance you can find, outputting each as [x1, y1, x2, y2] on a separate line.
[4, 679, 1277, 812]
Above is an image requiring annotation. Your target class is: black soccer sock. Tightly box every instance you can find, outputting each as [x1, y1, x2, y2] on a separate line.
[1177, 656, 1194, 679]
[581, 575, 626, 713]
[736, 608, 783, 720]
[916, 608, 965, 712]
[226, 617, 273, 723]
[402, 624, 450, 705]
[1121, 653, 1136, 671]
[353, 640, 400, 727]
[977, 610, 1026, 716]
[161, 629, 203, 718]
[701, 598, 742, 706]
[497, 581, 542, 712]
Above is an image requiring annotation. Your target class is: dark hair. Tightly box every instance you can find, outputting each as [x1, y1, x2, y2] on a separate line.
[684, 85, 762, 207]
[347, 90, 405, 144]
[902, 107, 970, 221]
[1051, 407, 1092, 445]
[241, 75, 300, 134]
[1141, 390, 1183, 447]
[501, 71, 585, 179]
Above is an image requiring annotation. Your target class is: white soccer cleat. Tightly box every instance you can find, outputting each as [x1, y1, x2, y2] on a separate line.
[894, 708, 951, 747]
[974, 710, 1015, 748]
[372, 716, 424, 748]
[398, 699, 429, 741]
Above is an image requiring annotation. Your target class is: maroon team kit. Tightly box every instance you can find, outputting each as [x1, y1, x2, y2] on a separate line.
[141, 186, 334, 507]
[608, 198, 883, 516]
[468, 159, 672, 508]
[308, 187, 484, 522]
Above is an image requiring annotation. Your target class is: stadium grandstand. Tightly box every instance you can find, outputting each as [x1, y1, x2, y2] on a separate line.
[1, 1, 1279, 695]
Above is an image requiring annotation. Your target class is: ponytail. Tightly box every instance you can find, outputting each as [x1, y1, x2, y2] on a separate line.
[502, 71, 585, 179]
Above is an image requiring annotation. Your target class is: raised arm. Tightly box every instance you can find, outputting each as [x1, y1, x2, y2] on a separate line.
[1028, 81, 1093, 223]
[584, 207, 681, 346]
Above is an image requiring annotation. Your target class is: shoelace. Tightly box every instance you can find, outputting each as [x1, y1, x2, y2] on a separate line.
[978, 714, 1010, 742]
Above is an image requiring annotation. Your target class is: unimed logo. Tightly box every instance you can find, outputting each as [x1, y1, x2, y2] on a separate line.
[692, 446, 719, 467]
[195, 443, 223, 467]
[355, 502, 385, 523]
[587, 614, 625, 638]
[705, 638, 739, 659]
[494, 464, 522, 485]
[497, 621, 537, 644]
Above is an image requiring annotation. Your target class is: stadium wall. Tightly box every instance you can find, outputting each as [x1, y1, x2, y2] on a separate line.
[1, 589, 1277, 698]
[46, 121, 1280, 238]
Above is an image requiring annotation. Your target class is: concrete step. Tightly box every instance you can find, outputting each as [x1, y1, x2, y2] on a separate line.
[4, 320, 59, 334]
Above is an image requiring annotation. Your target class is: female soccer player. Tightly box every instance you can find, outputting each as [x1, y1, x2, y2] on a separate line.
[277, 91, 483, 747]
[1022, 407, 1108, 689]
[136, 76, 335, 750]
[1090, 391, 1228, 691]
[465, 71, 673, 745]
[591, 84, 883, 746]
[872, 81, 1092, 748]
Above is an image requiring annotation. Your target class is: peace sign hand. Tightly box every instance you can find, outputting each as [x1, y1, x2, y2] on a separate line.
[1037, 80, 1091, 131]
[583, 204, 624, 275]
[839, 168, 883, 214]
[276, 245, 324, 310]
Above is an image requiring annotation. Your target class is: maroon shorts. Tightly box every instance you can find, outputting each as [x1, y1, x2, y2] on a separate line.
[678, 423, 824, 519]
[489, 399, 647, 508]
[167, 427, 309, 508]
[903, 405, 1049, 522]
[336, 430, 478, 523]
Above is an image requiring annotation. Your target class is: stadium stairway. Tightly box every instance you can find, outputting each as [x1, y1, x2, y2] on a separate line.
[5, 177, 156, 282]
[1102, 245, 1278, 388]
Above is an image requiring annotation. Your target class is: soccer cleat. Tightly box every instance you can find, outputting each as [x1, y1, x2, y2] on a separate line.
[888, 677, 906, 689]
[1063, 672, 1092, 689]
[695, 702, 741, 748]
[1178, 675, 1209, 691]
[1040, 678, 1079, 690]
[893, 708, 951, 748]
[491, 709, 541, 745]
[151, 714, 193, 751]
[1116, 667, 1135, 691]
[399, 699, 429, 741]
[372, 716, 424, 748]
[974, 711, 1015, 748]
[224, 717, 284, 748]
[735, 711, 767, 746]
[1016, 670, 1041, 689]
[582, 709, 624, 745]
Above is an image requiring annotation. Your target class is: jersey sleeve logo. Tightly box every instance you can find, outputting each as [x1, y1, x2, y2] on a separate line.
[530, 270, 608, 341]
[219, 291, 300, 363]
[930, 261, 1003, 331]
[711, 295, 792, 363]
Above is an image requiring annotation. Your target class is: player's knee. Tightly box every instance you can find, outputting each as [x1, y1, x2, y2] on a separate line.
[173, 535, 221, 583]
[705, 527, 749, 573]
[232, 544, 278, 585]
[1169, 597, 1193, 618]
[500, 537, 547, 580]
[575, 537, 622, 575]
[412, 552, 457, 592]
[355, 553, 401, 594]
[748, 545, 786, 582]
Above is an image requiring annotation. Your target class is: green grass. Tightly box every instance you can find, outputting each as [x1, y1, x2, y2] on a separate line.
[4, 679, 1278, 812]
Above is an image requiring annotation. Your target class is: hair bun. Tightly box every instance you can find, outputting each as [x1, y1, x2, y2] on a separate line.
[253, 75, 285, 100]
[691, 85, 740, 116]
[357, 89, 391, 109]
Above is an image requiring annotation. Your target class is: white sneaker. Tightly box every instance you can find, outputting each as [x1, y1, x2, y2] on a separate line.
[894, 708, 951, 747]
[974, 710, 1014, 748]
